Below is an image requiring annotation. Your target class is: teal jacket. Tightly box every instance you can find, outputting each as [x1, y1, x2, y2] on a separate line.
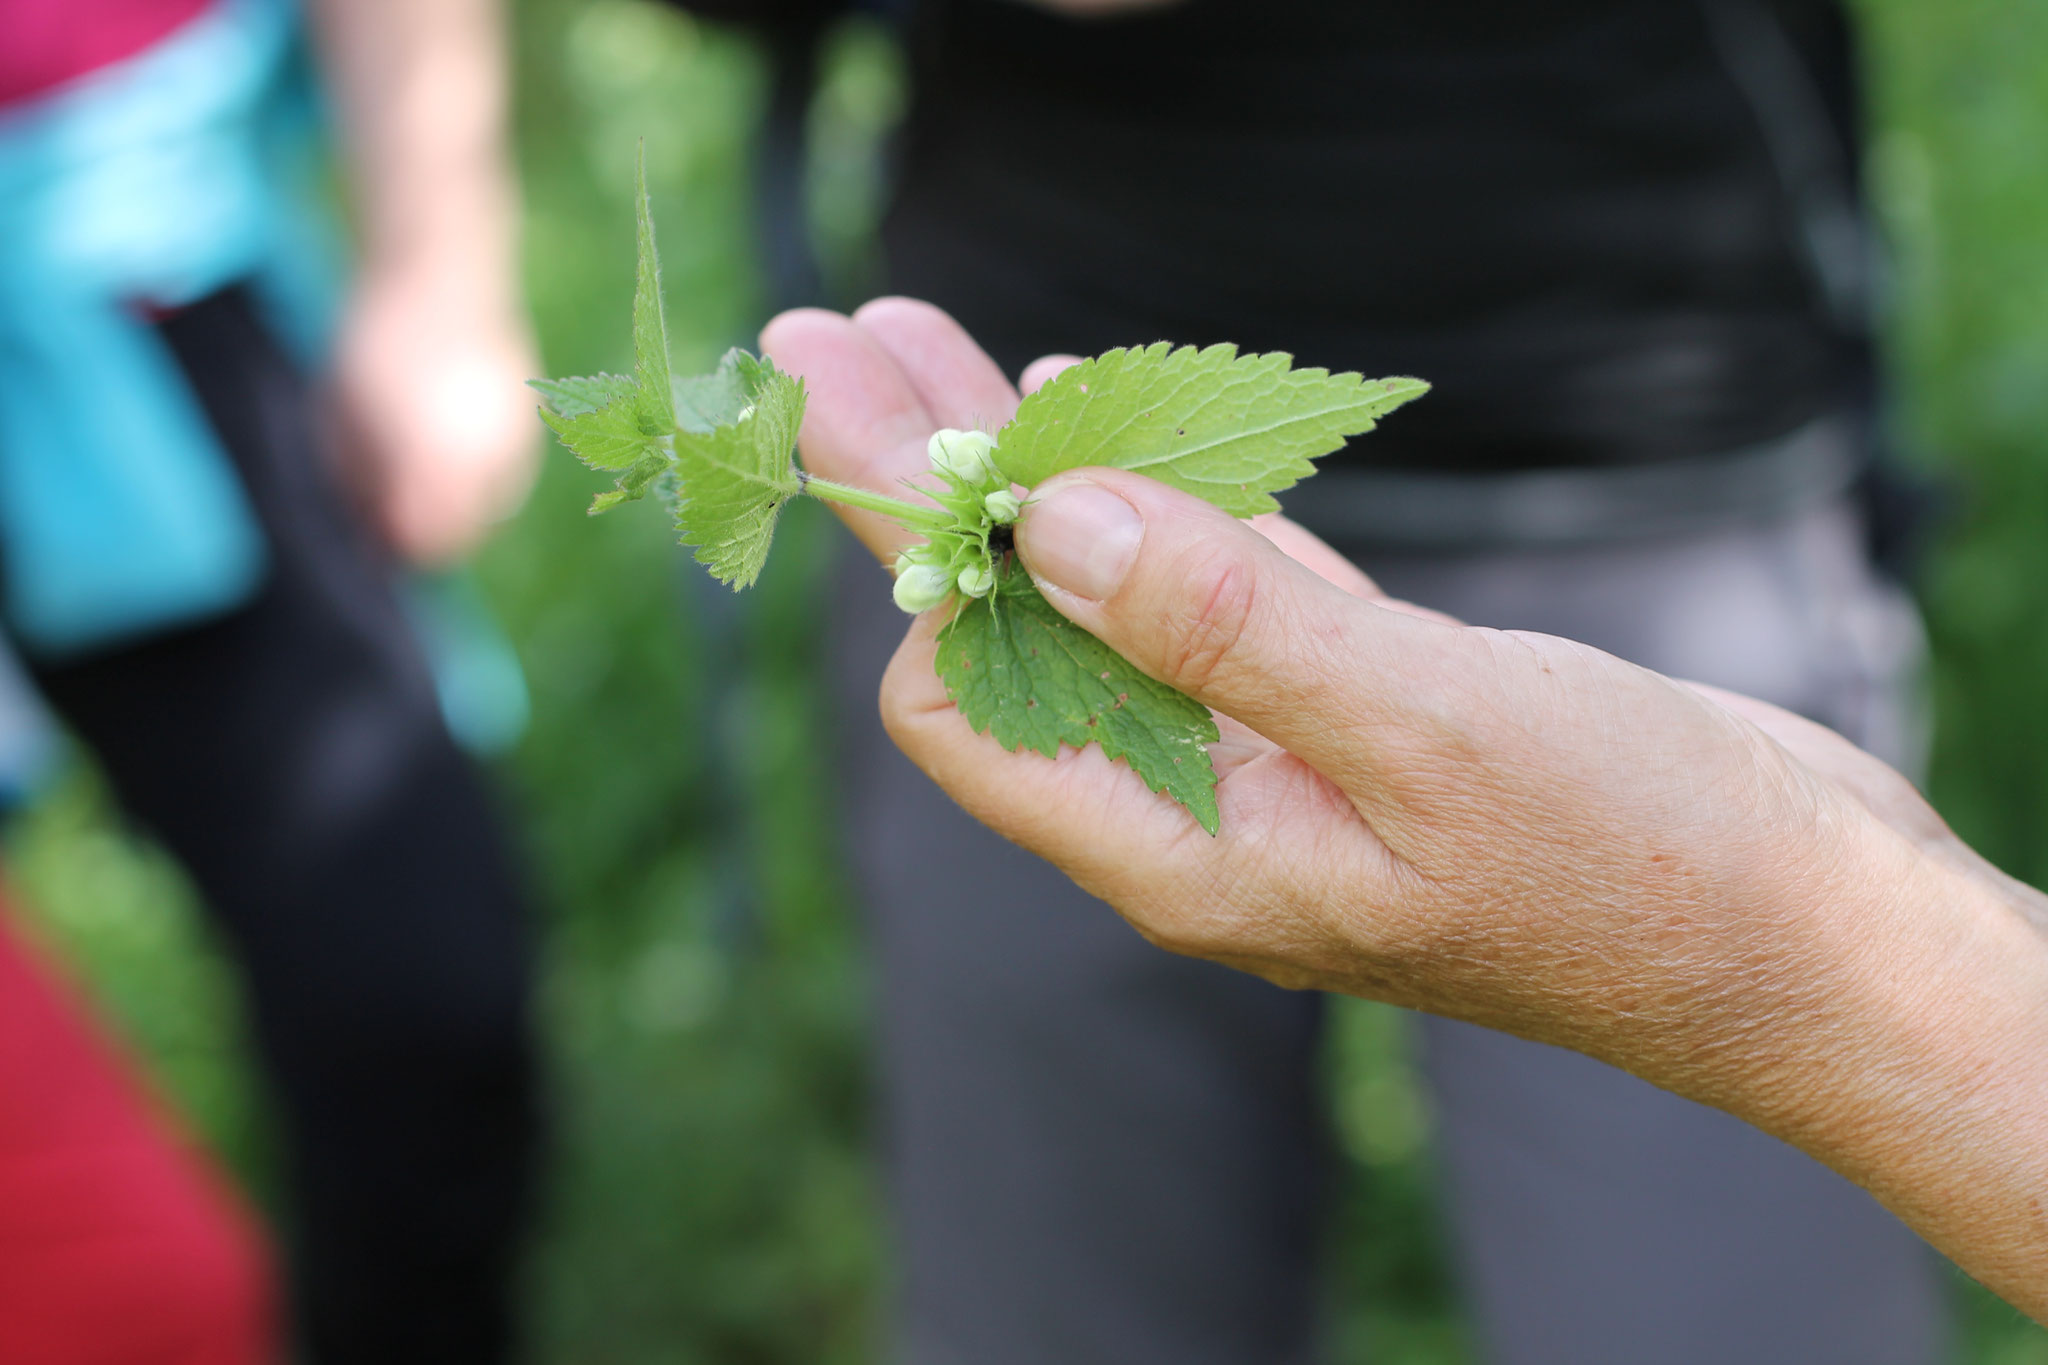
[0, 0, 332, 660]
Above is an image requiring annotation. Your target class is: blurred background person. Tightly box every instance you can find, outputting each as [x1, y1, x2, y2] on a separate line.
[0, 0, 543, 1359]
[677, 0, 1950, 1361]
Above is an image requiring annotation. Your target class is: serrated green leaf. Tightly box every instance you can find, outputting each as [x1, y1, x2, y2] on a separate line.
[540, 393, 653, 472]
[996, 343, 1429, 517]
[530, 373, 639, 418]
[588, 451, 671, 515]
[673, 348, 769, 432]
[631, 144, 675, 435]
[937, 558, 1221, 834]
[670, 358, 805, 588]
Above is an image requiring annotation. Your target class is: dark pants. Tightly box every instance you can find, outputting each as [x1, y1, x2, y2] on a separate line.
[829, 494, 1948, 1365]
[17, 290, 539, 1364]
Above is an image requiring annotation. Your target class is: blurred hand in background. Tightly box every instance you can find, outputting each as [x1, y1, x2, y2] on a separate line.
[330, 256, 539, 567]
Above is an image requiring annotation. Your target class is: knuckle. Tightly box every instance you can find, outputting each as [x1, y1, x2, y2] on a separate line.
[1156, 544, 1263, 693]
[1131, 844, 1290, 963]
[877, 673, 914, 748]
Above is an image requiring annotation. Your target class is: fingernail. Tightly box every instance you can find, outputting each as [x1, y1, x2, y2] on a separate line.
[1019, 480, 1144, 601]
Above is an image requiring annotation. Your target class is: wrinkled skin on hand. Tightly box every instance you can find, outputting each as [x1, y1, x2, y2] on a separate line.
[762, 297, 2048, 1319]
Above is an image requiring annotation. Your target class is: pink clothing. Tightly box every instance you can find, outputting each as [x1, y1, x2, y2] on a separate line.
[0, 0, 212, 106]
[0, 904, 277, 1364]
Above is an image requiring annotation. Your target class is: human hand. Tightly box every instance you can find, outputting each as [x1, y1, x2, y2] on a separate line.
[763, 301, 1948, 1080]
[762, 298, 2048, 1314]
[329, 264, 540, 565]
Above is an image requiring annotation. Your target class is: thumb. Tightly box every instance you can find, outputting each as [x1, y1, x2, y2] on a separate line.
[1014, 469, 1481, 796]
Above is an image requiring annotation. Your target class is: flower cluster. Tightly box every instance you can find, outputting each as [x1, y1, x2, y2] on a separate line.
[891, 429, 1022, 613]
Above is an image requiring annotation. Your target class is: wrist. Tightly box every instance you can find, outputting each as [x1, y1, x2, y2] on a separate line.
[344, 248, 532, 352]
[354, 199, 522, 311]
[359, 167, 520, 284]
[1755, 837, 2048, 1316]
[312, 0, 519, 285]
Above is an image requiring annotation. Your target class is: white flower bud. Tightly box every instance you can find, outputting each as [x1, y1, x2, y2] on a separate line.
[956, 562, 995, 598]
[927, 428, 999, 486]
[982, 488, 1022, 523]
[892, 561, 954, 614]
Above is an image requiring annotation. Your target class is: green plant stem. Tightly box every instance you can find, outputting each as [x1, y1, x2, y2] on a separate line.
[799, 472, 952, 532]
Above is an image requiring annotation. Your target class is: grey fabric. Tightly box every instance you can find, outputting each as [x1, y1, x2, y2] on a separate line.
[1295, 413, 1860, 551]
[827, 493, 1946, 1365]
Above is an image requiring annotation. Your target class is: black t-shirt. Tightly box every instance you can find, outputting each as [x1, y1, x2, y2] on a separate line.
[880, 0, 1868, 472]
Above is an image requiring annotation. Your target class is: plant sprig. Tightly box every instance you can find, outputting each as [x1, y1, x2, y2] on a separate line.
[533, 146, 1428, 833]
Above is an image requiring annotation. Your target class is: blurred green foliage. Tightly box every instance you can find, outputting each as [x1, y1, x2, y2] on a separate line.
[1859, 1, 2048, 1353]
[5, 1, 2048, 1361]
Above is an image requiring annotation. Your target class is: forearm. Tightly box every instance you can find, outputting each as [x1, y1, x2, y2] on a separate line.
[1748, 847, 2048, 1319]
[307, 0, 521, 303]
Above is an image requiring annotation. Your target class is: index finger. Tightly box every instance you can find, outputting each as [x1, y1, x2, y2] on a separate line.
[853, 298, 1020, 438]
[758, 307, 938, 563]
[760, 302, 1026, 567]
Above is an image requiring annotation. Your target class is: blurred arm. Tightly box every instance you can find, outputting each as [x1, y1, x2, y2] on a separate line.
[309, 0, 518, 301]
[308, 0, 539, 565]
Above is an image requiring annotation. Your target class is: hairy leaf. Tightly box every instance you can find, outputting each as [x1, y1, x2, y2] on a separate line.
[588, 452, 672, 515]
[937, 558, 1221, 834]
[670, 361, 805, 588]
[539, 390, 653, 474]
[996, 343, 1429, 516]
[530, 373, 638, 418]
[673, 350, 760, 431]
[631, 145, 675, 436]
